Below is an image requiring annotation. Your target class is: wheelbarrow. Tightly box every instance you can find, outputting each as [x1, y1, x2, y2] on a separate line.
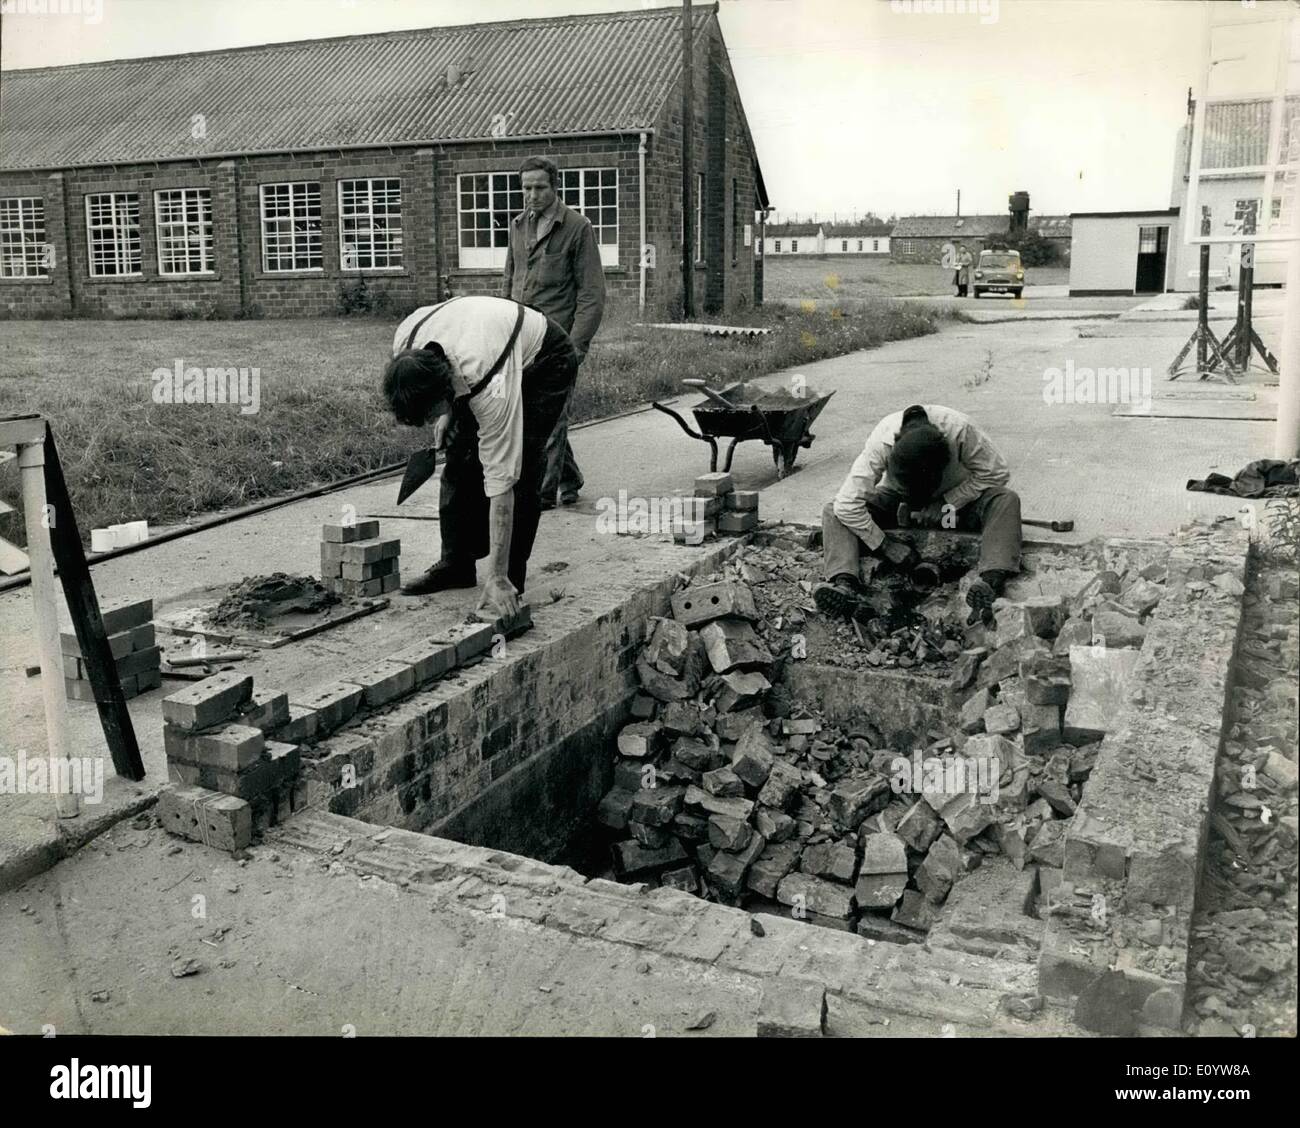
[652, 379, 835, 478]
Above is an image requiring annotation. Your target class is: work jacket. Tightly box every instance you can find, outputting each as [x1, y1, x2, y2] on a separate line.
[503, 198, 606, 359]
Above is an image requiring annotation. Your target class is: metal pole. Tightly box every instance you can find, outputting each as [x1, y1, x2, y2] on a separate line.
[17, 439, 80, 819]
[681, 0, 695, 319]
[638, 131, 648, 312]
[1277, 199, 1300, 459]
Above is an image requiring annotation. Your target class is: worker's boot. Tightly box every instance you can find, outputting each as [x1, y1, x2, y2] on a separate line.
[814, 575, 872, 623]
[401, 560, 476, 596]
[965, 568, 1011, 627]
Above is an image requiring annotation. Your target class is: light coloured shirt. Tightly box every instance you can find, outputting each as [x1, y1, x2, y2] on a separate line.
[393, 296, 548, 498]
[832, 404, 1010, 550]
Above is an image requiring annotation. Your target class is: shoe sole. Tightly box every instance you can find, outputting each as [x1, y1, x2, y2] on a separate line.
[814, 585, 874, 625]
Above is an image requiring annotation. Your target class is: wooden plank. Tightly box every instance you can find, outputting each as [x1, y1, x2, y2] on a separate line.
[0, 414, 46, 447]
[42, 425, 146, 781]
[0, 536, 30, 575]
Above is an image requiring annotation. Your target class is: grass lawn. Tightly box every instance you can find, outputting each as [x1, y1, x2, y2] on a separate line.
[763, 256, 1068, 302]
[0, 297, 952, 545]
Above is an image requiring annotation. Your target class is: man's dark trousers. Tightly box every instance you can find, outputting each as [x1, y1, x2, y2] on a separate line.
[438, 321, 579, 592]
[822, 485, 1022, 582]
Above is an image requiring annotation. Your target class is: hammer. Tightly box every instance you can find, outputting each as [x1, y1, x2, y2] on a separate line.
[896, 503, 1073, 533]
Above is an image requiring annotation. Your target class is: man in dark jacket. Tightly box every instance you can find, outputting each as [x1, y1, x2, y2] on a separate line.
[503, 155, 606, 508]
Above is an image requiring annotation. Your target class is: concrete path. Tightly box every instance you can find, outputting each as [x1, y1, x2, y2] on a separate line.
[0, 309, 1280, 879]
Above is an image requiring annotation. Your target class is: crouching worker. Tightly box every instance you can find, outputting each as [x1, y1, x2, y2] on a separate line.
[813, 404, 1021, 626]
[383, 295, 579, 616]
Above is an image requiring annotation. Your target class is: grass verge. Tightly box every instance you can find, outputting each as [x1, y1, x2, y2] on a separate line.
[0, 297, 951, 546]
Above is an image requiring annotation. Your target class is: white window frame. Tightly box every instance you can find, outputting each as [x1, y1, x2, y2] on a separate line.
[85, 192, 141, 277]
[457, 171, 520, 270]
[873, 239, 880, 251]
[0, 197, 49, 279]
[842, 240, 849, 252]
[559, 167, 619, 267]
[259, 182, 322, 273]
[790, 239, 798, 253]
[155, 188, 214, 276]
[773, 239, 781, 253]
[338, 178, 403, 271]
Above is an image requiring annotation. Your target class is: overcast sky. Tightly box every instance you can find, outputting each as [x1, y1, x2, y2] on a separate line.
[0, 0, 1278, 219]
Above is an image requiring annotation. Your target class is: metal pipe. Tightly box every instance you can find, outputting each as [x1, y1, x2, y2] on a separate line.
[638, 131, 648, 312]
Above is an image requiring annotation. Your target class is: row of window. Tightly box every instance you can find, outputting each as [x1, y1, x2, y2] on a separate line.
[0, 167, 623, 280]
[769, 238, 883, 253]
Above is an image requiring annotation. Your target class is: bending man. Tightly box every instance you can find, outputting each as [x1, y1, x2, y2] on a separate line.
[383, 295, 579, 615]
[814, 404, 1021, 625]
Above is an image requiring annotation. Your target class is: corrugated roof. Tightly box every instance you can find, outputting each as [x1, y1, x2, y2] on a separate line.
[0, 5, 718, 172]
[765, 222, 824, 237]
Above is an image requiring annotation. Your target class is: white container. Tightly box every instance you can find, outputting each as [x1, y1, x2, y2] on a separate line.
[91, 528, 114, 553]
[124, 520, 149, 544]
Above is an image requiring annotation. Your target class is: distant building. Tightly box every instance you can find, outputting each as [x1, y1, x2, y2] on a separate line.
[762, 221, 891, 257]
[0, 4, 770, 319]
[891, 194, 1070, 263]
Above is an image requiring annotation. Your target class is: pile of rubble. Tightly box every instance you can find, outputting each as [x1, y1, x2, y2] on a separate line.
[732, 532, 970, 673]
[596, 541, 1173, 942]
[1188, 555, 1299, 1036]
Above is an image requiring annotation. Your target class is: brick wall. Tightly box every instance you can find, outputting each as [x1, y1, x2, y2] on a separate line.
[1, 18, 762, 320]
[647, 18, 761, 316]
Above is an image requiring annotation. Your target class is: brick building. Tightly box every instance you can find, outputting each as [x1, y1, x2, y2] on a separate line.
[0, 5, 768, 320]
[891, 200, 1071, 264]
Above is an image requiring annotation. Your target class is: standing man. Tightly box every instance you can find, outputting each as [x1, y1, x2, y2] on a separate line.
[504, 155, 606, 509]
[383, 295, 580, 613]
[814, 404, 1022, 627]
[955, 244, 974, 298]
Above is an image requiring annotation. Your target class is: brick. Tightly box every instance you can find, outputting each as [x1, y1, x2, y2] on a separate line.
[170, 740, 300, 801]
[95, 596, 153, 636]
[699, 618, 772, 674]
[236, 688, 291, 733]
[321, 519, 380, 543]
[493, 604, 533, 639]
[828, 776, 890, 829]
[707, 814, 754, 851]
[1021, 652, 1072, 705]
[892, 890, 941, 932]
[983, 703, 1020, 735]
[747, 840, 801, 898]
[276, 703, 319, 744]
[335, 577, 386, 598]
[670, 580, 758, 627]
[341, 556, 399, 581]
[776, 872, 855, 919]
[701, 765, 744, 797]
[342, 659, 417, 709]
[726, 490, 759, 511]
[684, 785, 754, 821]
[292, 682, 364, 736]
[61, 621, 154, 660]
[630, 785, 684, 827]
[164, 722, 266, 772]
[713, 670, 770, 713]
[157, 785, 252, 853]
[617, 721, 666, 759]
[612, 838, 687, 878]
[381, 572, 401, 594]
[660, 866, 699, 895]
[137, 668, 162, 692]
[1091, 609, 1146, 649]
[161, 671, 254, 732]
[959, 687, 992, 733]
[451, 622, 497, 665]
[390, 640, 457, 687]
[338, 537, 401, 565]
[596, 789, 635, 831]
[718, 510, 759, 534]
[730, 723, 775, 787]
[115, 644, 162, 679]
[64, 677, 99, 702]
[693, 471, 734, 496]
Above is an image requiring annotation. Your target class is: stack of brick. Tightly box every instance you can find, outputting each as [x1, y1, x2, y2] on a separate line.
[61, 596, 161, 701]
[159, 671, 305, 851]
[320, 519, 401, 597]
[594, 552, 1148, 940]
[157, 604, 535, 852]
[672, 472, 760, 544]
